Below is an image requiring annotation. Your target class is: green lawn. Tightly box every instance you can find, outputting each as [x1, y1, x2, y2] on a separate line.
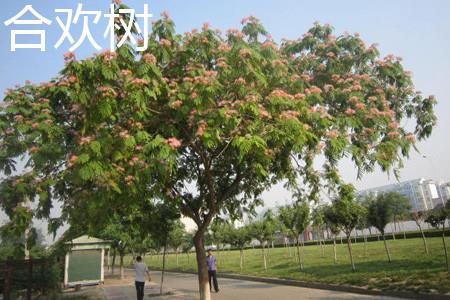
[142, 237, 450, 294]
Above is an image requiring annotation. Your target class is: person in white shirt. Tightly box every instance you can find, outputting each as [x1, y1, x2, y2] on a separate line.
[134, 256, 151, 300]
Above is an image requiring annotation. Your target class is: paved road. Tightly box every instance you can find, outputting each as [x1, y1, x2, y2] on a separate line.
[103, 270, 401, 300]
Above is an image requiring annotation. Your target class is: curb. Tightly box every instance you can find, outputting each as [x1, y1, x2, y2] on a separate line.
[151, 268, 450, 300]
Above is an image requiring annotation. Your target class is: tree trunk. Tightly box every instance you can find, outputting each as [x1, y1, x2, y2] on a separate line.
[194, 233, 210, 300]
[120, 254, 124, 280]
[442, 224, 449, 274]
[333, 236, 337, 264]
[112, 248, 116, 275]
[295, 237, 304, 270]
[240, 249, 244, 271]
[368, 227, 372, 236]
[319, 231, 325, 257]
[382, 233, 392, 262]
[160, 242, 167, 295]
[418, 223, 429, 254]
[176, 250, 179, 267]
[392, 220, 396, 240]
[363, 233, 367, 257]
[262, 242, 267, 271]
[346, 234, 356, 271]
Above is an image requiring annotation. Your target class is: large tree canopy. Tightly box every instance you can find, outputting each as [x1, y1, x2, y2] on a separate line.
[0, 7, 437, 299]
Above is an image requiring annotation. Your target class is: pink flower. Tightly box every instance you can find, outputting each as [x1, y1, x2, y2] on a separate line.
[161, 10, 169, 19]
[121, 69, 132, 77]
[143, 53, 157, 64]
[202, 23, 210, 31]
[197, 121, 207, 137]
[130, 78, 149, 86]
[323, 84, 334, 92]
[235, 77, 246, 85]
[259, 109, 270, 118]
[114, 0, 122, 5]
[170, 100, 183, 109]
[79, 136, 94, 145]
[160, 39, 172, 47]
[67, 155, 78, 167]
[29, 146, 39, 153]
[218, 43, 232, 52]
[262, 41, 277, 50]
[68, 75, 77, 83]
[355, 102, 366, 110]
[388, 121, 398, 129]
[326, 130, 338, 139]
[345, 108, 356, 115]
[405, 133, 416, 143]
[166, 137, 182, 149]
[64, 52, 76, 62]
[294, 93, 306, 100]
[119, 130, 129, 138]
[14, 115, 24, 122]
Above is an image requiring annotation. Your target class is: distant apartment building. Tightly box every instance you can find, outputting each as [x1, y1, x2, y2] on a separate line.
[358, 178, 443, 212]
[438, 181, 450, 203]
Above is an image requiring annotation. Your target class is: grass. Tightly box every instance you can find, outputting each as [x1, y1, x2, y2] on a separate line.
[140, 237, 450, 295]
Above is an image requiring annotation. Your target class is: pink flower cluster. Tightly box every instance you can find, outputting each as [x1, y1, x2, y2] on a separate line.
[79, 135, 94, 145]
[262, 41, 277, 50]
[405, 133, 416, 143]
[280, 110, 300, 120]
[64, 52, 76, 62]
[241, 16, 258, 25]
[218, 43, 232, 52]
[14, 115, 24, 122]
[119, 130, 130, 139]
[121, 69, 132, 77]
[226, 29, 244, 39]
[99, 50, 117, 61]
[325, 130, 338, 139]
[67, 155, 78, 167]
[305, 86, 322, 95]
[197, 121, 207, 136]
[129, 78, 149, 86]
[216, 57, 228, 68]
[170, 100, 183, 109]
[143, 53, 157, 64]
[160, 39, 172, 47]
[269, 89, 294, 100]
[166, 137, 182, 149]
[97, 86, 118, 97]
[345, 108, 356, 116]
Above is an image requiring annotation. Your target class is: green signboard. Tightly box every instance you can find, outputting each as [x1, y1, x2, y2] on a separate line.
[68, 250, 102, 283]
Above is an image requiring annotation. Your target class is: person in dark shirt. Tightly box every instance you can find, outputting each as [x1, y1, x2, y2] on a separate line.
[206, 249, 219, 292]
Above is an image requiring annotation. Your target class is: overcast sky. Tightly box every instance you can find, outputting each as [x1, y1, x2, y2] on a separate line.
[1, 0, 450, 237]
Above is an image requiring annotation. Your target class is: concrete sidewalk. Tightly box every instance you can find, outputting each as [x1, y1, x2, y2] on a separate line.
[101, 269, 401, 300]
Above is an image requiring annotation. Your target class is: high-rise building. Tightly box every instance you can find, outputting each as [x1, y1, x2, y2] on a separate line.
[438, 181, 450, 203]
[358, 178, 443, 212]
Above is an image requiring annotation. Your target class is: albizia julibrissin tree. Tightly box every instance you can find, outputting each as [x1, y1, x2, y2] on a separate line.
[0, 9, 437, 299]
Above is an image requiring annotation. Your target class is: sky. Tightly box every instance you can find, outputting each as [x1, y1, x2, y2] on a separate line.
[1, 0, 450, 237]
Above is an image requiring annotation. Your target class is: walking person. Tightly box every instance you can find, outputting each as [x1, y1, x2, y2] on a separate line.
[206, 249, 220, 293]
[134, 256, 151, 300]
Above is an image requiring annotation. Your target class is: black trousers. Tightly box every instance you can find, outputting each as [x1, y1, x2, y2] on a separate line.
[208, 270, 219, 292]
[135, 281, 145, 300]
